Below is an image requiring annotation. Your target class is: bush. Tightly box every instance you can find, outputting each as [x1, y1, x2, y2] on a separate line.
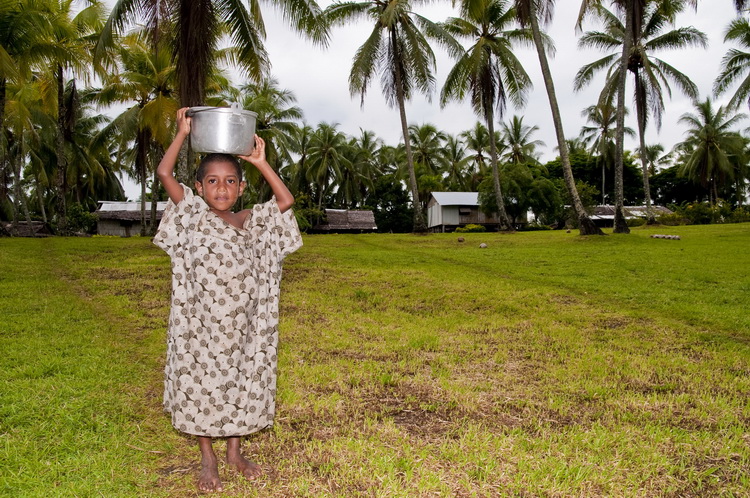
[626, 218, 646, 227]
[68, 204, 97, 234]
[455, 224, 487, 233]
[656, 213, 689, 226]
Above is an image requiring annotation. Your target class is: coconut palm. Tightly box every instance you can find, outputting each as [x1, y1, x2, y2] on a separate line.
[575, 2, 706, 223]
[94, 31, 179, 234]
[579, 102, 635, 204]
[513, 0, 603, 235]
[500, 115, 543, 165]
[714, 18, 750, 112]
[98, 0, 327, 108]
[37, 0, 106, 231]
[306, 122, 350, 213]
[440, 0, 534, 230]
[439, 134, 472, 190]
[460, 122, 497, 189]
[676, 98, 747, 205]
[409, 123, 447, 176]
[325, 0, 462, 232]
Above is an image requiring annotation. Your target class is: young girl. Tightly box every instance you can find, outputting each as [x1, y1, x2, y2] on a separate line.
[153, 107, 302, 492]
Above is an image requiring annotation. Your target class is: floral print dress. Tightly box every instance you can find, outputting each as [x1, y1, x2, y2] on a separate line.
[153, 184, 302, 437]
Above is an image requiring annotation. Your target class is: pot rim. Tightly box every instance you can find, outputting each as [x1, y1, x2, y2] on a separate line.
[187, 106, 258, 118]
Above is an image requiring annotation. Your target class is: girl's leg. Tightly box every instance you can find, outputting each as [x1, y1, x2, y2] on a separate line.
[197, 436, 223, 492]
[226, 436, 263, 479]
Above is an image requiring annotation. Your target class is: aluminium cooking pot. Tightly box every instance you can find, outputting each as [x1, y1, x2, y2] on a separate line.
[186, 103, 258, 155]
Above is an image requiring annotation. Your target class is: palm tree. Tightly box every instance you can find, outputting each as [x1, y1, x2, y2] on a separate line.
[98, 0, 326, 108]
[325, 0, 462, 232]
[306, 122, 350, 213]
[409, 123, 447, 176]
[440, 0, 533, 230]
[715, 17, 750, 111]
[95, 31, 179, 234]
[513, 0, 603, 235]
[38, 0, 106, 232]
[350, 129, 383, 202]
[460, 122, 497, 190]
[676, 98, 746, 205]
[0, 0, 52, 220]
[438, 134, 472, 190]
[500, 115, 543, 165]
[575, 2, 706, 224]
[635, 143, 670, 176]
[218, 78, 304, 203]
[579, 102, 635, 205]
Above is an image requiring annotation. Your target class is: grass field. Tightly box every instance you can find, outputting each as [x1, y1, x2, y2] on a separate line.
[1, 224, 749, 496]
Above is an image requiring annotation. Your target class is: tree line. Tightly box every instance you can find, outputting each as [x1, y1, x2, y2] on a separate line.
[1, 0, 749, 236]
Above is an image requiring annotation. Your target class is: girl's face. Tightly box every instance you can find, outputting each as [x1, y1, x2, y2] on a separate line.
[195, 161, 246, 212]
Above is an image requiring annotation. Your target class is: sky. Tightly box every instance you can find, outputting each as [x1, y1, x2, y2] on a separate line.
[121, 0, 741, 199]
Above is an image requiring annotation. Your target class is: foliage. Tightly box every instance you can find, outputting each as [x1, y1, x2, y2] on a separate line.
[455, 223, 486, 232]
[67, 203, 98, 234]
[363, 173, 413, 233]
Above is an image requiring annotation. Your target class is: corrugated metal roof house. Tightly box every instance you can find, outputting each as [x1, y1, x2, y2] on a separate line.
[427, 192, 514, 232]
[96, 201, 169, 237]
[589, 205, 674, 226]
[311, 209, 378, 233]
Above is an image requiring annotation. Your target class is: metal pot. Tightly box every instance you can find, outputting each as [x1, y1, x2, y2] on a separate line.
[186, 103, 258, 155]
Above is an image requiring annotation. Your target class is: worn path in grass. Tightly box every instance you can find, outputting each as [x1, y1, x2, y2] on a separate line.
[1, 224, 749, 496]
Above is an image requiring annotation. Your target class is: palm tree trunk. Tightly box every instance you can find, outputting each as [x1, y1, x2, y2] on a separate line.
[634, 78, 654, 224]
[150, 155, 159, 234]
[527, 7, 602, 235]
[485, 110, 512, 230]
[0, 77, 7, 210]
[612, 5, 633, 234]
[55, 65, 68, 233]
[137, 128, 149, 236]
[14, 138, 33, 230]
[391, 30, 426, 233]
[36, 173, 48, 225]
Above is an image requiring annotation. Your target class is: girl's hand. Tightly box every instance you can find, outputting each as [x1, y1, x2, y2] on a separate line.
[176, 107, 191, 137]
[239, 135, 266, 167]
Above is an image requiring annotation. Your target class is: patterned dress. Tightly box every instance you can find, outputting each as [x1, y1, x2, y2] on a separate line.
[153, 184, 302, 437]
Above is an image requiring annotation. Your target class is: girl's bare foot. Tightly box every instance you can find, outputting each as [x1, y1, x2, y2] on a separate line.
[198, 437, 223, 492]
[226, 436, 263, 480]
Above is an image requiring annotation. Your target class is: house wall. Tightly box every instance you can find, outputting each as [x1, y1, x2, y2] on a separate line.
[97, 220, 143, 237]
[427, 203, 442, 228]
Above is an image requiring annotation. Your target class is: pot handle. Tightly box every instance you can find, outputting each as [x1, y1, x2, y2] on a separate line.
[230, 102, 242, 114]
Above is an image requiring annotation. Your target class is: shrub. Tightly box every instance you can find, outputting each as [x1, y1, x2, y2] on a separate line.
[656, 213, 688, 226]
[455, 224, 486, 233]
[626, 218, 646, 227]
[68, 204, 97, 234]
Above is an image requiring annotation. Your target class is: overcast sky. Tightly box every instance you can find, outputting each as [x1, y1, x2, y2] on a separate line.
[121, 0, 741, 198]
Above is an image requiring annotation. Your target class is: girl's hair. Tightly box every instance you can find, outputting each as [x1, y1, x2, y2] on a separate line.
[195, 153, 243, 182]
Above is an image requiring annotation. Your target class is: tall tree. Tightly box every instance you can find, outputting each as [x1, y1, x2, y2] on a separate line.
[579, 102, 634, 204]
[439, 134, 472, 190]
[514, 0, 603, 235]
[306, 122, 350, 213]
[40, 0, 106, 232]
[440, 0, 533, 230]
[500, 114, 543, 165]
[95, 31, 179, 234]
[325, 0, 462, 232]
[0, 0, 54, 222]
[98, 0, 327, 108]
[676, 98, 746, 205]
[575, 1, 706, 223]
[715, 17, 750, 112]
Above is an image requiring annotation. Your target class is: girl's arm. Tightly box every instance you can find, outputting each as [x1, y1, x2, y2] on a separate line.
[239, 135, 295, 213]
[157, 108, 191, 204]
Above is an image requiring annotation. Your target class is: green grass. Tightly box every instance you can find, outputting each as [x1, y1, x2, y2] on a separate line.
[1, 224, 749, 496]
